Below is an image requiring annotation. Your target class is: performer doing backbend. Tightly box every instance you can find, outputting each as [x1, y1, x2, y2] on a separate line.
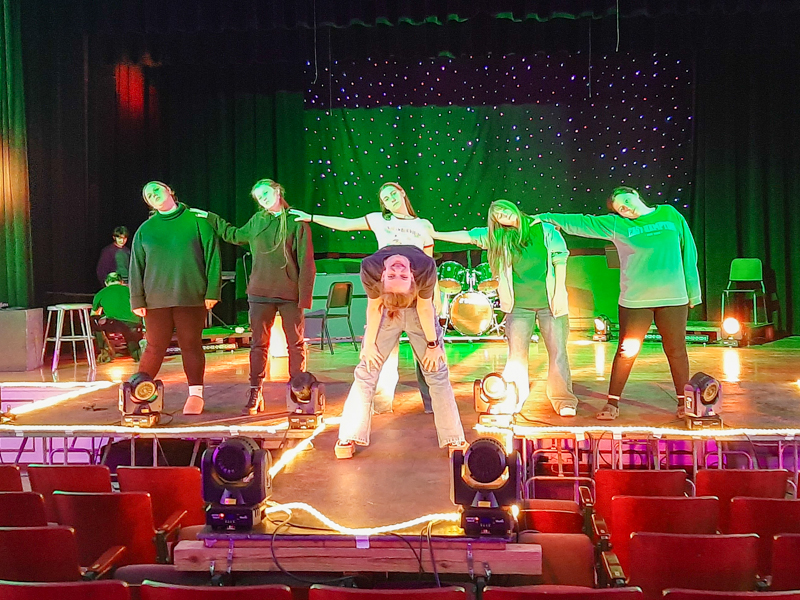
[334, 244, 466, 459]
[538, 186, 701, 420]
[201, 179, 315, 415]
[291, 182, 434, 414]
[432, 200, 579, 417]
[129, 181, 221, 415]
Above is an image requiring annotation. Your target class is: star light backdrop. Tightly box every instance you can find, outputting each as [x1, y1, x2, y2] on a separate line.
[304, 53, 693, 254]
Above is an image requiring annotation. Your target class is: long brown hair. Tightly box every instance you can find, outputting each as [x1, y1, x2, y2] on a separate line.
[378, 182, 419, 220]
[252, 179, 292, 267]
[486, 200, 537, 275]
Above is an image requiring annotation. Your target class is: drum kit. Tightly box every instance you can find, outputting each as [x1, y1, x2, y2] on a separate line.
[437, 261, 504, 337]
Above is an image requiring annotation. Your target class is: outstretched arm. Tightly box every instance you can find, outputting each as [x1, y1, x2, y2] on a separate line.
[678, 213, 702, 308]
[289, 209, 368, 232]
[538, 213, 617, 241]
[431, 230, 473, 244]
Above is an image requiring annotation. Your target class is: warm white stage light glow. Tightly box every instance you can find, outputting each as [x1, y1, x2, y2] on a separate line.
[722, 317, 741, 336]
[5, 381, 117, 416]
[723, 348, 741, 383]
[595, 342, 606, 380]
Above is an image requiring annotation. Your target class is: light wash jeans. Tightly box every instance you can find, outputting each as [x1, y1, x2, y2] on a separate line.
[374, 344, 433, 414]
[503, 306, 577, 413]
[338, 308, 465, 447]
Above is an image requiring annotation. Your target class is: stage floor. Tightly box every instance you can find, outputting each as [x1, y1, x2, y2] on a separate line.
[3, 335, 800, 529]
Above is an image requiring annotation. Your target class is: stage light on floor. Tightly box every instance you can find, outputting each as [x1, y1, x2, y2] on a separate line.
[286, 372, 325, 430]
[684, 372, 723, 429]
[593, 315, 613, 342]
[119, 372, 163, 427]
[202, 436, 272, 530]
[450, 437, 521, 537]
[474, 373, 518, 426]
[721, 316, 774, 347]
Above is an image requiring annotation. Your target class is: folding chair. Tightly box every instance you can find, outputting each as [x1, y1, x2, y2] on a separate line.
[721, 258, 769, 325]
[305, 281, 359, 354]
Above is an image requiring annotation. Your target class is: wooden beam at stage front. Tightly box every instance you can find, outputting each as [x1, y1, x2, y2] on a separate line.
[174, 540, 542, 575]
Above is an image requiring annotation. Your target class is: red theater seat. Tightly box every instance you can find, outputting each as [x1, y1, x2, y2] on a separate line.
[626, 533, 759, 600]
[482, 585, 644, 599]
[309, 586, 467, 599]
[0, 466, 23, 492]
[592, 470, 689, 532]
[27, 465, 113, 523]
[0, 526, 124, 582]
[771, 533, 800, 591]
[54, 491, 180, 566]
[140, 581, 293, 599]
[663, 590, 800, 599]
[728, 497, 800, 576]
[0, 579, 130, 600]
[0, 493, 48, 527]
[695, 469, 791, 533]
[117, 466, 205, 527]
[517, 532, 596, 587]
[609, 496, 719, 573]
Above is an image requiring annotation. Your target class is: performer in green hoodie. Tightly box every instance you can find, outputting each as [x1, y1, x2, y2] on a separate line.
[203, 179, 316, 415]
[129, 181, 222, 416]
[538, 186, 702, 421]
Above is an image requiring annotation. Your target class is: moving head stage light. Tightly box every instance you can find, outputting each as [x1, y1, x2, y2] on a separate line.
[474, 373, 518, 427]
[451, 437, 522, 538]
[286, 372, 325, 430]
[202, 436, 272, 530]
[684, 372, 723, 430]
[119, 372, 163, 427]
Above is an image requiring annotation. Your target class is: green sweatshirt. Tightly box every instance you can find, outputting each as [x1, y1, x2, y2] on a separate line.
[204, 210, 316, 310]
[539, 205, 701, 309]
[128, 203, 222, 310]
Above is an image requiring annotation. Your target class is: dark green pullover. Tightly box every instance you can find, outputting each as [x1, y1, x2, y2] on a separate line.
[129, 203, 222, 310]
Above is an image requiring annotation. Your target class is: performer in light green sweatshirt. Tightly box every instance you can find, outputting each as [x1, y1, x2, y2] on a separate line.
[539, 186, 701, 421]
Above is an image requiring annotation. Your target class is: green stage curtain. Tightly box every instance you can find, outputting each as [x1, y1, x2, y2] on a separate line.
[0, 0, 33, 307]
[693, 47, 800, 335]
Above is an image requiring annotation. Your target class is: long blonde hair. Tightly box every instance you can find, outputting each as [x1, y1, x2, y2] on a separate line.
[486, 200, 536, 275]
[378, 182, 419, 220]
[252, 179, 292, 267]
[380, 280, 419, 320]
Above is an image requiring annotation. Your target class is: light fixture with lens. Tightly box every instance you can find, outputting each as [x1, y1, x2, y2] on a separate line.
[473, 373, 518, 426]
[593, 315, 613, 342]
[684, 372, 723, 429]
[119, 372, 163, 427]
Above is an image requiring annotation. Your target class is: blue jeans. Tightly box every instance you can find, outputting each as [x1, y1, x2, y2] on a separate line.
[503, 306, 577, 412]
[338, 308, 465, 447]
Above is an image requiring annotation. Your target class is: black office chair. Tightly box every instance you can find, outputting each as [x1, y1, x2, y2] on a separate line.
[305, 282, 359, 354]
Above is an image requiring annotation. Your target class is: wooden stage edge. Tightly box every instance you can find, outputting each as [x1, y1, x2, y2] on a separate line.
[174, 538, 542, 575]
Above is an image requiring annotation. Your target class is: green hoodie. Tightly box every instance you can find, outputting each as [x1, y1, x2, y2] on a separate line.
[539, 205, 701, 309]
[129, 203, 222, 310]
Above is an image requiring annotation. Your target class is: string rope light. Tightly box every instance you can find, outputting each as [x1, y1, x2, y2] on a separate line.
[6, 381, 117, 416]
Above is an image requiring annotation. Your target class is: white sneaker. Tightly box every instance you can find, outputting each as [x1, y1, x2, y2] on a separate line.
[559, 406, 577, 417]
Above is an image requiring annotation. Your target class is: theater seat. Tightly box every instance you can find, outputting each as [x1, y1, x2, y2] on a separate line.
[140, 580, 293, 599]
[309, 587, 466, 599]
[517, 532, 595, 587]
[482, 586, 644, 600]
[0, 579, 130, 600]
[0, 466, 23, 492]
[0, 493, 48, 527]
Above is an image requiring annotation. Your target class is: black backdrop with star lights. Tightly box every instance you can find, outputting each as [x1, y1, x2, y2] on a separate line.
[304, 52, 693, 253]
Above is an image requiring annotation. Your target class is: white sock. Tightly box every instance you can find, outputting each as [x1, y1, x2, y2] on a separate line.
[188, 385, 204, 399]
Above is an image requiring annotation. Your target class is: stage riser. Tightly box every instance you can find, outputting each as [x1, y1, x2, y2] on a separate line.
[0, 308, 43, 371]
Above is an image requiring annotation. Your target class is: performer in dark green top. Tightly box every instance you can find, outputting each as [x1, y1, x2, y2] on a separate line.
[203, 179, 316, 415]
[129, 181, 222, 416]
[539, 186, 702, 421]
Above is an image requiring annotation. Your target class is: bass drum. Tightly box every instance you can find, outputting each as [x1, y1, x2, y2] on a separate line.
[438, 261, 466, 295]
[474, 262, 499, 295]
[450, 291, 495, 336]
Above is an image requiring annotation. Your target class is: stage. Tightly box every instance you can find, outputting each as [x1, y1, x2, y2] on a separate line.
[2, 335, 800, 532]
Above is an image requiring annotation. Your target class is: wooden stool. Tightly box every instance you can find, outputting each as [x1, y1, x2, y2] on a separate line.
[41, 304, 97, 371]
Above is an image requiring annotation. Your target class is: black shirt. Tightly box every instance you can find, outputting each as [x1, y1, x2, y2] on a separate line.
[360, 245, 437, 301]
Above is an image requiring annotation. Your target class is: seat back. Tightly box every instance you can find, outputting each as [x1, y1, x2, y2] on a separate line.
[483, 586, 644, 600]
[695, 469, 789, 533]
[771, 533, 800, 591]
[309, 586, 467, 599]
[0, 580, 130, 600]
[0, 465, 23, 492]
[0, 526, 83, 581]
[627, 533, 759, 600]
[728, 498, 800, 576]
[593, 469, 688, 531]
[520, 509, 584, 534]
[140, 581, 293, 599]
[27, 465, 113, 523]
[117, 466, 205, 527]
[663, 591, 800, 599]
[517, 532, 595, 587]
[0, 493, 48, 527]
[610, 496, 720, 573]
[53, 491, 157, 566]
[729, 259, 763, 283]
[327, 281, 353, 311]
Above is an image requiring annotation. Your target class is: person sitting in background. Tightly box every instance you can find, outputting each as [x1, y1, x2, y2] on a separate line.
[92, 272, 143, 362]
[96, 226, 131, 285]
